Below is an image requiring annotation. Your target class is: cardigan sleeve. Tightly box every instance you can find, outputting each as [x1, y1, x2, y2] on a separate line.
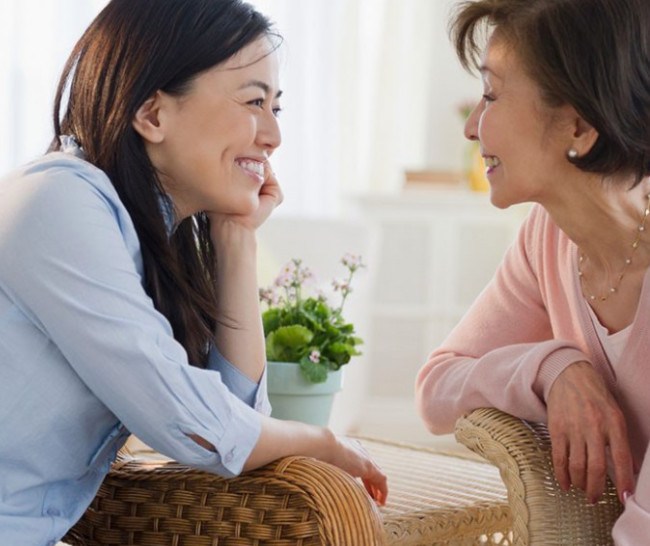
[416, 206, 589, 434]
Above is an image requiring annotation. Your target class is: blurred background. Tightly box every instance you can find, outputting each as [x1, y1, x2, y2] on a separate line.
[1, 0, 528, 449]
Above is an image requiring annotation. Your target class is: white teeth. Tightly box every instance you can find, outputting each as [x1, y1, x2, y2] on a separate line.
[484, 156, 501, 168]
[236, 159, 264, 177]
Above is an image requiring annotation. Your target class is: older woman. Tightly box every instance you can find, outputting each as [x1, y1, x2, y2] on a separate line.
[416, 0, 650, 542]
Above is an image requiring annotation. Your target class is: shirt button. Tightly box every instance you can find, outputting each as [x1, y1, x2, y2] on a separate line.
[46, 507, 60, 517]
[224, 449, 235, 464]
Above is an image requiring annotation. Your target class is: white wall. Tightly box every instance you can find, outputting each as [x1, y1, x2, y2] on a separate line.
[251, 0, 483, 212]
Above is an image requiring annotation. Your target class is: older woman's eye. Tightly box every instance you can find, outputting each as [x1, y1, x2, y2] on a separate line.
[272, 106, 282, 117]
[247, 98, 265, 108]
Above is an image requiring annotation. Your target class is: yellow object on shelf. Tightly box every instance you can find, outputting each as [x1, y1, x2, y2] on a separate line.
[465, 141, 490, 192]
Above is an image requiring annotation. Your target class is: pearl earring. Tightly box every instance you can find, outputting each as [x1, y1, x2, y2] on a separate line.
[567, 149, 579, 159]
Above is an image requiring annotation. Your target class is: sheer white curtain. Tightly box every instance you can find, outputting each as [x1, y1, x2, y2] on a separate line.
[1, 0, 478, 214]
[250, 0, 479, 214]
[0, 0, 107, 175]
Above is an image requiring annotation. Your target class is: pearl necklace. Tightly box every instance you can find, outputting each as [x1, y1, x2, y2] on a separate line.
[578, 193, 650, 302]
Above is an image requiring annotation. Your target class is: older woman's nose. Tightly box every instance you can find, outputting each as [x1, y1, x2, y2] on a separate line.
[464, 102, 481, 141]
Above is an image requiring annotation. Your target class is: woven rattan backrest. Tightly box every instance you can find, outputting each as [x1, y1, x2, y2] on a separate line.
[455, 408, 624, 546]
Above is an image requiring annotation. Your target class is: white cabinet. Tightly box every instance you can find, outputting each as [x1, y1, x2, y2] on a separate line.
[353, 189, 528, 443]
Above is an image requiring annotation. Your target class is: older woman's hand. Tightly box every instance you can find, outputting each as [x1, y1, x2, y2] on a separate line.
[547, 361, 635, 504]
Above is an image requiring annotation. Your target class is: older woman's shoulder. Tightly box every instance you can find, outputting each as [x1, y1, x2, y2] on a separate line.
[521, 204, 566, 241]
[518, 204, 573, 272]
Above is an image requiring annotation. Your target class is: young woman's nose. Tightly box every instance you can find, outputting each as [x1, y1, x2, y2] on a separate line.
[258, 110, 282, 152]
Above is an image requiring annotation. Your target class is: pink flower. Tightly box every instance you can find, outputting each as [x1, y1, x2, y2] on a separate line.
[332, 279, 350, 294]
[309, 350, 321, 363]
[259, 287, 279, 305]
[341, 253, 363, 270]
[274, 270, 293, 289]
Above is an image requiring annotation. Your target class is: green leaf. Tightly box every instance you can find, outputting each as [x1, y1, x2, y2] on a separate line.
[338, 323, 355, 335]
[329, 342, 354, 355]
[299, 356, 329, 383]
[262, 308, 282, 335]
[265, 325, 314, 363]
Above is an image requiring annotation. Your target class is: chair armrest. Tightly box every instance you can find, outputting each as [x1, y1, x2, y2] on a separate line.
[64, 454, 386, 546]
[455, 407, 623, 546]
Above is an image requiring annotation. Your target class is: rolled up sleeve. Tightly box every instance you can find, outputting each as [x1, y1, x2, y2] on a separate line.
[206, 346, 271, 415]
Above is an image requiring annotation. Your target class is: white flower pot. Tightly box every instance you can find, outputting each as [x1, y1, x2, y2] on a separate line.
[267, 361, 343, 427]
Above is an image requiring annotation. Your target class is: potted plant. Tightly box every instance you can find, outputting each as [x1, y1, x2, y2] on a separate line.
[259, 254, 364, 426]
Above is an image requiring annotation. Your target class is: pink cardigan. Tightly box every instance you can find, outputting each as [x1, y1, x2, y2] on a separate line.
[415, 204, 650, 543]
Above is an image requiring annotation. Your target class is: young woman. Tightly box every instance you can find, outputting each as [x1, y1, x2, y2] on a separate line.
[416, 0, 650, 542]
[0, 1, 386, 543]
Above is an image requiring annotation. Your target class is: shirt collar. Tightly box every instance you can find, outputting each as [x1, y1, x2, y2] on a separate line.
[59, 135, 86, 159]
[59, 134, 178, 236]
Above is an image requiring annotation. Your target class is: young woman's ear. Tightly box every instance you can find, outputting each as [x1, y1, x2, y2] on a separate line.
[132, 92, 165, 144]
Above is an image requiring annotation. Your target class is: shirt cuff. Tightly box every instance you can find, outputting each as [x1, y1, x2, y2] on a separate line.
[209, 399, 262, 476]
[173, 388, 264, 478]
[206, 345, 271, 414]
[533, 347, 589, 401]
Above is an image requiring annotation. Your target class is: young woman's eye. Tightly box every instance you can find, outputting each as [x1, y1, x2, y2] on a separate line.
[483, 93, 495, 103]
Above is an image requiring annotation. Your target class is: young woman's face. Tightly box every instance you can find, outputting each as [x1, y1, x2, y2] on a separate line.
[464, 35, 574, 209]
[144, 37, 282, 219]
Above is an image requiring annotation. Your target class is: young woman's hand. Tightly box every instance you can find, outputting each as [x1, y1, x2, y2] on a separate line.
[246, 418, 388, 506]
[547, 361, 635, 504]
[328, 436, 388, 506]
[252, 162, 283, 228]
[207, 162, 282, 246]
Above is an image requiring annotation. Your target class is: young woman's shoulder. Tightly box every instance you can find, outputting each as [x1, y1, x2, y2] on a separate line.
[1, 151, 119, 206]
[0, 151, 137, 260]
[0, 151, 135, 237]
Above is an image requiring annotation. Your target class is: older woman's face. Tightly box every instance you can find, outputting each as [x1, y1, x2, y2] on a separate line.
[143, 37, 282, 220]
[464, 35, 575, 209]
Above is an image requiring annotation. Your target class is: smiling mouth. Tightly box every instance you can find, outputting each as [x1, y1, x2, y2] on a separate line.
[484, 155, 501, 173]
[235, 159, 265, 180]
[484, 156, 500, 168]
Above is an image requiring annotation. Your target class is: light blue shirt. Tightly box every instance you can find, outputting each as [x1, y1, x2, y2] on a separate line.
[0, 140, 271, 546]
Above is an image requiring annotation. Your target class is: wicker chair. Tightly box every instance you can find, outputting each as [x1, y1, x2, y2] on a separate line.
[62, 407, 624, 546]
[62, 438, 512, 546]
[454, 407, 624, 546]
[62, 454, 386, 546]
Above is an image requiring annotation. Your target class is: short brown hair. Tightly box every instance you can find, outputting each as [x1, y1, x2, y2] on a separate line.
[451, 0, 650, 184]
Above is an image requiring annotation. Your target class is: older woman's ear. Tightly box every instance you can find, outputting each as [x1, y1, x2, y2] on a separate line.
[570, 113, 599, 158]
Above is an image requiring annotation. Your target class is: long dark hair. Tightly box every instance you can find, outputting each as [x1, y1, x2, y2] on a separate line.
[451, 0, 650, 185]
[51, 0, 277, 366]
